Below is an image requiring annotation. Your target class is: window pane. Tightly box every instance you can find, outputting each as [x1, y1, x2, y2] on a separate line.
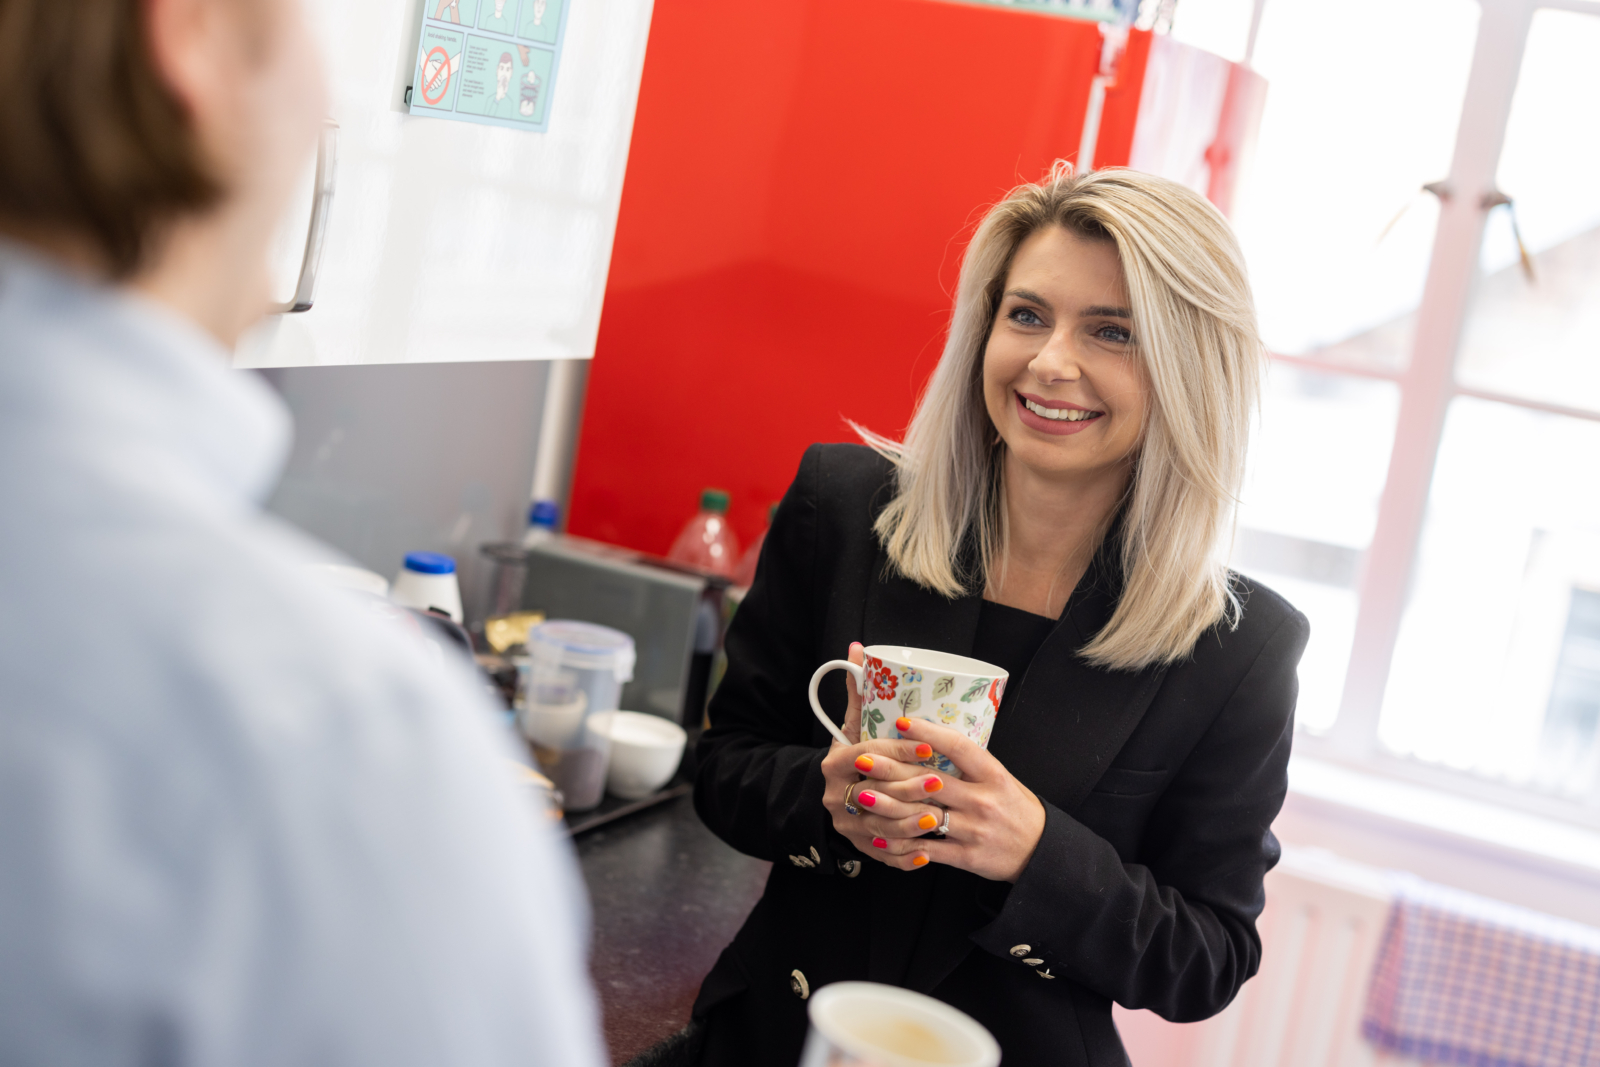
[1234, 0, 1477, 371]
[1380, 398, 1600, 801]
[1232, 366, 1399, 732]
[1455, 10, 1600, 412]
[1169, 0, 1254, 62]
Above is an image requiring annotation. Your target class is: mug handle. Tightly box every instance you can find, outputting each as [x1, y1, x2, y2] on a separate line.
[808, 659, 864, 746]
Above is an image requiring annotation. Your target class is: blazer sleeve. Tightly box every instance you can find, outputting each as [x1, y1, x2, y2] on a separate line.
[692, 446, 854, 870]
[969, 608, 1308, 1021]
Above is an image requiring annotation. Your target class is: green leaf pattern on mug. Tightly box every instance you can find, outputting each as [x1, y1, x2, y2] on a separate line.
[848, 658, 1002, 778]
[863, 706, 885, 739]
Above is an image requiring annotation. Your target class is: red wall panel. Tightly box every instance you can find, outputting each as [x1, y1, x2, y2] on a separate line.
[1089, 27, 1152, 169]
[570, 0, 1114, 554]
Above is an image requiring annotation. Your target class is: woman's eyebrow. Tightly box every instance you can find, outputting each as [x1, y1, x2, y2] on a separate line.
[1002, 287, 1049, 305]
[1080, 305, 1133, 318]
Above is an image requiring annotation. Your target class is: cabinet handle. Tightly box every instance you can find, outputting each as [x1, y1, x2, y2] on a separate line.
[273, 119, 339, 315]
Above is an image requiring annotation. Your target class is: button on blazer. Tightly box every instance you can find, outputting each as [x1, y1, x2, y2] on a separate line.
[691, 443, 1309, 1067]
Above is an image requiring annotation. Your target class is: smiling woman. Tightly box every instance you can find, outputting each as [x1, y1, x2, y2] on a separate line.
[863, 164, 1262, 667]
[685, 164, 1308, 1067]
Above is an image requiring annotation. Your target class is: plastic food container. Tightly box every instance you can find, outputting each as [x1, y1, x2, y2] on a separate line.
[521, 620, 636, 812]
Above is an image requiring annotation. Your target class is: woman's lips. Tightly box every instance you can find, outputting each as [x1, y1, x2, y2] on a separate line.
[1014, 392, 1103, 436]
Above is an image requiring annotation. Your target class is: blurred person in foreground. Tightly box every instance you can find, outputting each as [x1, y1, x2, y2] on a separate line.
[0, 2, 605, 1065]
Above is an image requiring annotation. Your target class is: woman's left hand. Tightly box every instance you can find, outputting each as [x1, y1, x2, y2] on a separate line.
[850, 716, 1047, 883]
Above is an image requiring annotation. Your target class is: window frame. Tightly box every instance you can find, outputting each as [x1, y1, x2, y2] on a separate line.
[1275, 0, 1600, 829]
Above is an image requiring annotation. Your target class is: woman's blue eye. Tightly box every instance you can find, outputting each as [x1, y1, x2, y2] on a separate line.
[1097, 324, 1132, 344]
[1010, 308, 1044, 326]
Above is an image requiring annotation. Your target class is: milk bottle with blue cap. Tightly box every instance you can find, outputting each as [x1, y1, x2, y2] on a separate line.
[390, 551, 463, 623]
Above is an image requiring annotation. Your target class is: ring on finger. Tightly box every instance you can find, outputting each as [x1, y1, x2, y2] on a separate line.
[844, 781, 863, 816]
[934, 807, 951, 837]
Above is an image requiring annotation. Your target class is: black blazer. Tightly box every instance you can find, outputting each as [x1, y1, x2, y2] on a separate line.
[691, 444, 1308, 1067]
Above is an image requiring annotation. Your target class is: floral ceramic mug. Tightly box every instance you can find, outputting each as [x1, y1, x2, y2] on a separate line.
[807, 645, 1009, 779]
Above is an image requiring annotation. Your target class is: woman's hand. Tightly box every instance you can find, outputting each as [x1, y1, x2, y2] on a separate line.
[820, 643, 948, 867]
[819, 642, 1045, 881]
[850, 716, 1047, 883]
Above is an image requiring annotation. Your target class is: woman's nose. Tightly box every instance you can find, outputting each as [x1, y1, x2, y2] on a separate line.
[1028, 330, 1082, 383]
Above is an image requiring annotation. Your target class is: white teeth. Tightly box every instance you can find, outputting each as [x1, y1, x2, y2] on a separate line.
[1023, 398, 1100, 422]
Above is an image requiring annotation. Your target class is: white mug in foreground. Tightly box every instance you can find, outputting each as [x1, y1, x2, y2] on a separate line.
[807, 645, 1008, 778]
[800, 981, 1001, 1067]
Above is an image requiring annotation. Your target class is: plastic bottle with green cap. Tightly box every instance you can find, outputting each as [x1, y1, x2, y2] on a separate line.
[733, 501, 778, 589]
[667, 487, 741, 578]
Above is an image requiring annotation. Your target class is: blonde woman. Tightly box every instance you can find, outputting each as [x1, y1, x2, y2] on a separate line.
[683, 166, 1308, 1067]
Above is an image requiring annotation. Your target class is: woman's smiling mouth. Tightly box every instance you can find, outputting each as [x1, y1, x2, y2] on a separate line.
[1016, 392, 1104, 435]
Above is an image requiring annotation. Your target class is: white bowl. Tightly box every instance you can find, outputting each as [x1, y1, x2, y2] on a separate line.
[591, 711, 688, 800]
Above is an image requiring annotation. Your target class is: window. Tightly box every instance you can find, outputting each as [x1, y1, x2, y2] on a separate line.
[1380, 399, 1600, 794]
[1233, 367, 1398, 733]
[1174, 0, 1600, 823]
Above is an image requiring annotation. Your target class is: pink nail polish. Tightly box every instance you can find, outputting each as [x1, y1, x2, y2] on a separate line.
[859, 791, 877, 807]
[872, 837, 888, 849]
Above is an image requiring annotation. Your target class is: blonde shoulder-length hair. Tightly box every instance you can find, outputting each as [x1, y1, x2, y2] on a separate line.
[859, 164, 1263, 671]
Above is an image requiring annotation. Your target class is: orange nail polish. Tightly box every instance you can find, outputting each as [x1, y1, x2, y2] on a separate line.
[859, 791, 877, 807]
[912, 855, 930, 867]
[923, 776, 943, 793]
[914, 743, 933, 759]
[873, 837, 888, 849]
[918, 813, 938, 830]
[896, 717, 912, 731]
[855, 755, 874, 772]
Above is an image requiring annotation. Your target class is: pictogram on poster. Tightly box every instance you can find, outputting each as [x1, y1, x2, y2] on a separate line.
[408, 0, 569, 131]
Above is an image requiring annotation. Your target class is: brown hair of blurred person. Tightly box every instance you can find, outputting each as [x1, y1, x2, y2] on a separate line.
[0, 0, 220, 278]
[0, 0, 327, 345]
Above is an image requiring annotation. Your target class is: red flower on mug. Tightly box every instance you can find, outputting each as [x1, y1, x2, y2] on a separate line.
[988, 677, 1004, 712]
[862, 655, 898, 702]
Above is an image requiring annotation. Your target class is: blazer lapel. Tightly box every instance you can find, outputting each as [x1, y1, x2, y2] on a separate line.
[860, 546, 983, 657]
[987, 541, 1171, 817]
[905, 535, 1171, 995]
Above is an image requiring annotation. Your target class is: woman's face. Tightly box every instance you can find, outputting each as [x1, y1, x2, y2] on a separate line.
[982, 225, 1149, 485]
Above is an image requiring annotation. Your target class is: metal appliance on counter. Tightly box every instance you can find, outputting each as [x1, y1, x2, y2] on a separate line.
[480, 535, 722, 729]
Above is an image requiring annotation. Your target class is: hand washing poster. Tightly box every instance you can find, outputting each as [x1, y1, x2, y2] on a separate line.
[409, 0, 568, 131]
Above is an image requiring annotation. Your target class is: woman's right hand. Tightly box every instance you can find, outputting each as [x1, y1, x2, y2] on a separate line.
[820, 642, 945, 869]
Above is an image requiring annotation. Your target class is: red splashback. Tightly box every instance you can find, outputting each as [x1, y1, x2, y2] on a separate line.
[570, 0, 1134, 554]
[1090, 25, 1152, 169]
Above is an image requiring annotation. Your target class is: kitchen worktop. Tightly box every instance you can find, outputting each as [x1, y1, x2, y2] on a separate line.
[574, 791, 770, 1065]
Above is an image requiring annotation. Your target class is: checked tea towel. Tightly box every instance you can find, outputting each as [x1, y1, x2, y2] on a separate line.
[1363, 876, 1600, 1067]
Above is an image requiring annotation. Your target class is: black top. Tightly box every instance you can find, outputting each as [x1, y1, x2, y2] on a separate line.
[973, 599, 1057, 720]
[690, 444, 1309, 1067]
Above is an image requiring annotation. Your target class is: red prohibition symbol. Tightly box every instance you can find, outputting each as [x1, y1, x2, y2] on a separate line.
[422, 45, 452, 105]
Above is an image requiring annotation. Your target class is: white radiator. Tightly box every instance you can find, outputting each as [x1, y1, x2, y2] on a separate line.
[1114, 849, 1413, 1067]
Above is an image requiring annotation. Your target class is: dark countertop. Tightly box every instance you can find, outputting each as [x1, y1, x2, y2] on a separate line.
[575, 791, 770, 1065]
